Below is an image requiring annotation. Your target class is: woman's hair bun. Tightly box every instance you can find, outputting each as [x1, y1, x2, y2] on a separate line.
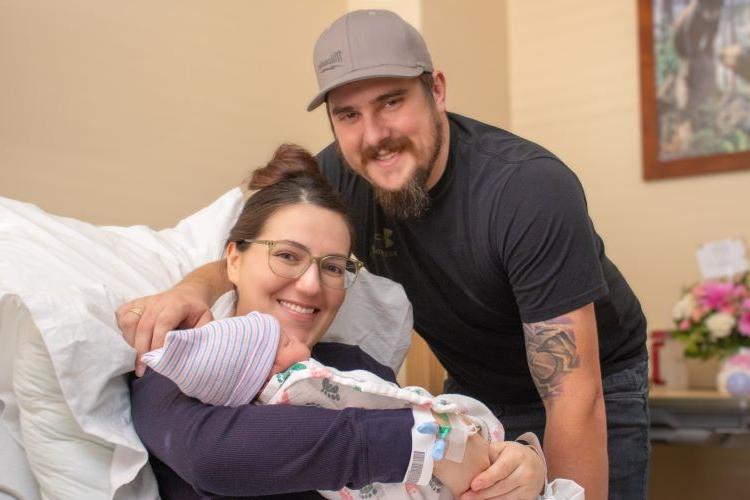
[248, 143, 321, 190]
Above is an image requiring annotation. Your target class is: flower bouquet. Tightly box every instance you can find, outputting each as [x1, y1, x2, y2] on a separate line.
[671, 273, 750, 359]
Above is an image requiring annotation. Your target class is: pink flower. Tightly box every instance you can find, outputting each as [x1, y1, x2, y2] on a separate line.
[680, 319, 691, 330]
[740, 299, 750, 337]
[720, 304, 738, 316]
[697, 282, 736, 310]
[690, 307, 706, 322]
[727, 351, 750, 369]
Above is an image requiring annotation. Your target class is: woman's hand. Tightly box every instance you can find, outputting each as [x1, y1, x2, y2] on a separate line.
[432, 432, 491, 498]
[117, 282, 214, 376]
[117, 260, 231, 375]
[460, 440, 546, 500]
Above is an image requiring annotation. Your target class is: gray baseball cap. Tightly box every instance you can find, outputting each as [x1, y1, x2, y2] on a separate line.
[307, 10, 433, 111]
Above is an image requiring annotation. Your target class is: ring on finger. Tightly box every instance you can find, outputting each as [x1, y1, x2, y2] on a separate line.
[128, 305, 145, 317]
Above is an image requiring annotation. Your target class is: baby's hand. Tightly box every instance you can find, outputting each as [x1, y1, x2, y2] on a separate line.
[432, 432, 490, 497]
[460, 440, 546, 500]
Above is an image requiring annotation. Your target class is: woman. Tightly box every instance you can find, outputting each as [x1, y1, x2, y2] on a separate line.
[129, 144, 546, 499]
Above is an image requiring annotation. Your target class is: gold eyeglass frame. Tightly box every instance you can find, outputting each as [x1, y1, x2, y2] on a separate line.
[240, 239, 364, 290]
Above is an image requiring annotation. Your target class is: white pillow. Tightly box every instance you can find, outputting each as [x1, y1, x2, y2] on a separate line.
[0, 417, 40, 500]
[0, 188, 244, 296]
[0, 295, 41, 500]
[0, 190, 244, 499]
[15, 286, 160, 500]
[12, 289, 123, 499]
[0, 189, 413, 499]
[324, 269, 412, 371]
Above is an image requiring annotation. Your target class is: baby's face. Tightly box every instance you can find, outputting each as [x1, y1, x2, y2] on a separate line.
[271, 330, 312, 375]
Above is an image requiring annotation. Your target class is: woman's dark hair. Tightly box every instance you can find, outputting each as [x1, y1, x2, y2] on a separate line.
[226, 144, 354, 251]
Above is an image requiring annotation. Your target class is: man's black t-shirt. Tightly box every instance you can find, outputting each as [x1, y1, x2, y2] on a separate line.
[318, 113, 646, 405]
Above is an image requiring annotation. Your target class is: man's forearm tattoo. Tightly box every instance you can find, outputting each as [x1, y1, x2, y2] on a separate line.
[523, 317, 580, 400]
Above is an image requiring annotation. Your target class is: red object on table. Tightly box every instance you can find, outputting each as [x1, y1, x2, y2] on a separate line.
[650, 330, 669, 386]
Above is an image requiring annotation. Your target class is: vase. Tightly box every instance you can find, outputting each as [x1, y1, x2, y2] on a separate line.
[684, 357, 721, 390]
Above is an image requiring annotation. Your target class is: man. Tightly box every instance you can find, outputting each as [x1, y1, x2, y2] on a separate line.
[120, 10, 648, 499]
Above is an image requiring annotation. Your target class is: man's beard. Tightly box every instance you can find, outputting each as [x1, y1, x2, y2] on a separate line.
[373, 162, 431, 219]
[339, 114, 444, 220]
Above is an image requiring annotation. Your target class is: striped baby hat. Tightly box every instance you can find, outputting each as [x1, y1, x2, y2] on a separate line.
[141, 311, 281, 406]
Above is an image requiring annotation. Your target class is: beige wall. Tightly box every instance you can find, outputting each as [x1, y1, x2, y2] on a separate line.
[0, 1, 344, 228]
[422, 0, 510, 128]
[506, 0, 750, 331]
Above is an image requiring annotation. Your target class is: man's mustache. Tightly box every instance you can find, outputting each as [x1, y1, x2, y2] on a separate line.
[362, 136, 411, 160]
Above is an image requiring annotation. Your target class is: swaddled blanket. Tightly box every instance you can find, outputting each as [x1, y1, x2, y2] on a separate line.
[258, 358, 502, 500]
[257, 359, 583, 500]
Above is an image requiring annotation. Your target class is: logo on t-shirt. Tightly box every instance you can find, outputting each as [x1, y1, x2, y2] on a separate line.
[371, 228, 396, 258]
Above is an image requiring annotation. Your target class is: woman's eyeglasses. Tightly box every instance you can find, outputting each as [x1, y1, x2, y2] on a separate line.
[240, 239, 363, 290]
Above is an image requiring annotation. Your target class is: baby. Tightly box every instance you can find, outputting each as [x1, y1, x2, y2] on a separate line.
[142, 313, 582, 500]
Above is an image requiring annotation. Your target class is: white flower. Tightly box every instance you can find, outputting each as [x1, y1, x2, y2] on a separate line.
[673, 294, 696, 322]
[706, 312, 736, 340]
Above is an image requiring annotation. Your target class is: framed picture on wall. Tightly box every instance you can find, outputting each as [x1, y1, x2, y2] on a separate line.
[638, 0, 750, 180]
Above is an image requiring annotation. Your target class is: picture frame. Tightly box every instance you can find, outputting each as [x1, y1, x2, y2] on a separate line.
[638, 0, 750, 180]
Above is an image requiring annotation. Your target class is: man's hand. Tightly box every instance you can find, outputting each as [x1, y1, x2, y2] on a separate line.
[117, 283, 214, 376]
[432, 432, 491, 497]
[460, 441, 546, 500]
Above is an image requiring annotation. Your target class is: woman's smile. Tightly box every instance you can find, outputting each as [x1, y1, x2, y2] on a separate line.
[277, 299, 319, 318]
